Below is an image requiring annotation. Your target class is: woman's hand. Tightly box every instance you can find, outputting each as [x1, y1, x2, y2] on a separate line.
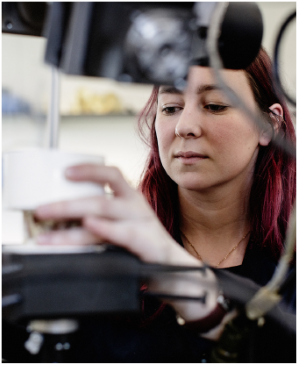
[34, 164, 219, 325]
[35, 164, 186, 264]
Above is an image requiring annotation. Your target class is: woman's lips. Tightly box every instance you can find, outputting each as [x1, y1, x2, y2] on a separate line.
[175, 151, 208, 164]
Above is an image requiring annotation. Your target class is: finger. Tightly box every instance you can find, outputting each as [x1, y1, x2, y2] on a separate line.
[36, 227, 102, 246]
[35, 195, 150, 221]
[83, 216, 164, 263]
[65, 164, 135, 198]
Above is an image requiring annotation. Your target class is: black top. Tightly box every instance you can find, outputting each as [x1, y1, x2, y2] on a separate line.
[2, 244, 296, 363]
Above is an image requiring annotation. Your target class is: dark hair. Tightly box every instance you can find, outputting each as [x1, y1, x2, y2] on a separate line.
[137, 47, 296, 262]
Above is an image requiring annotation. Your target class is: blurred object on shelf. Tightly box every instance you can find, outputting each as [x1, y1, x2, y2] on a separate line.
[59, 76, 152, 116]
[2, 88, 31, 115]
[69, 88, 124, 115]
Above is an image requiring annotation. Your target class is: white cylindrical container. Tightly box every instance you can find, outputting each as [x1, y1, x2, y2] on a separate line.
[3, 149, 105, 210]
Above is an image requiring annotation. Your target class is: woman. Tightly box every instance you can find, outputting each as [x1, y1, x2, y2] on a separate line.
[3, 48, 295, 362]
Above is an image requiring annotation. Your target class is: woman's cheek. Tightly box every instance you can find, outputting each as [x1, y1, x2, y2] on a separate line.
[156, 133, 173, 173]
[157, 138, 171, 166]
[156, 121, 174, 150]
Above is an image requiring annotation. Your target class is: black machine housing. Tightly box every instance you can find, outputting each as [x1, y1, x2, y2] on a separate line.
[2, 2, 263, 85]
[2, 247, 142, 323]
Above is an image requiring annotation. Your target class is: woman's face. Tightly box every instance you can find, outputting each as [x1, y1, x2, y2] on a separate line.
[155, 66, 269, 193]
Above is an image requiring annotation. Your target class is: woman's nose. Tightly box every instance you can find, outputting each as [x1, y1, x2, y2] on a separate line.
[175, 107, 203, 138]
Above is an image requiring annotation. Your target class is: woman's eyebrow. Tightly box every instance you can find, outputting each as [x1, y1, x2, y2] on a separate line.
[158, 84, 222, 95]
[159, 86, 183, 95]
[196, 84, 221, 94]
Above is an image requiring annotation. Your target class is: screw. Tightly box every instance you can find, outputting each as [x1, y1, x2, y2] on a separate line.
[55, 343, 63, 351]
[5, 20, 13, 30]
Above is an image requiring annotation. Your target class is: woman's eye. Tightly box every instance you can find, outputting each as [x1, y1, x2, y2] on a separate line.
[204, 104, 228, 113]
[162, 106, 181, 115]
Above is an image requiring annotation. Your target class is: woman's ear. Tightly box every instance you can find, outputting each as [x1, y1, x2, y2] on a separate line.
[269, 103, 284, 120]
[259, 103, 283, 146]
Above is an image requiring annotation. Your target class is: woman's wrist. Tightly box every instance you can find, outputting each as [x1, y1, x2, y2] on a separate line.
[148, 243, 219, 322]
[176, 292, 231, 334]
[145, 234, 221, 326]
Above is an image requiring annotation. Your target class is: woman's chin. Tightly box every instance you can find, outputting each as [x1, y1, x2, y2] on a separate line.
[176, 178, 212, 193]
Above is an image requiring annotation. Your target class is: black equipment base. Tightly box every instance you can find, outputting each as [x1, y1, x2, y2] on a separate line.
[2, 246, 142, 322]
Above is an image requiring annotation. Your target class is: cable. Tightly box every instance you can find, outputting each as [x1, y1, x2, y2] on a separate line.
[141, 291, 207, 303]
[206, 3, 296, 159]
[206, 2, 296, 321]
[273, 11, 296, 106]
[141, 262, 208, 275]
